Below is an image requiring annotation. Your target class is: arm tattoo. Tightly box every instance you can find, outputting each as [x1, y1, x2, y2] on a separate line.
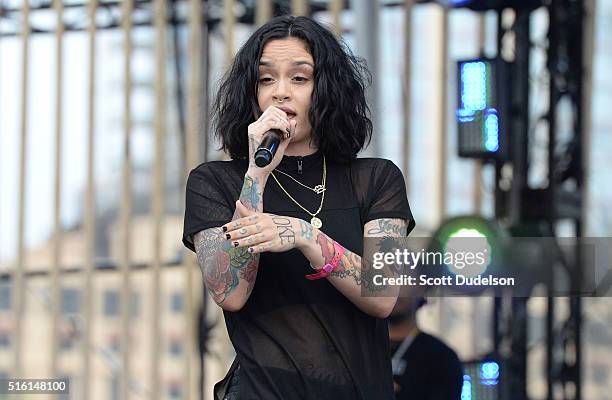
[316, 233, 334, 264]
[248, 136, 262, 169]
[366, 219, 408, 236]
[299, 220, 313, 240]
[272, 216, 295, 244]
[195, 228, 259, 305]
[240, 174, 261, 211]
[324, 219, 409, 290]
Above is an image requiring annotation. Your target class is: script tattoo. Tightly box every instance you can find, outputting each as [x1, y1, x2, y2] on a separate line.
[299, 219, 314, 240]
[195, 228, 259, 305]
[366, 218, 408, 236]
[272, 216, 295, 244]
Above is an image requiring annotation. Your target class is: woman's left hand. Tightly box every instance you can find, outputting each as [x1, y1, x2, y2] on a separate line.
[222, 200, 305, 254]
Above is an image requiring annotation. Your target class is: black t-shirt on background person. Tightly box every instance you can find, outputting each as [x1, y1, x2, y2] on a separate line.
[183, 151, 415, 400]
[390, 332, 463, 400]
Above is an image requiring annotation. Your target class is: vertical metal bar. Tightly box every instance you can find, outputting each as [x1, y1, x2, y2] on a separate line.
[402, 0, 414, 195]
[328, 0, 343, 37]
[574, 1, 595, 397]
[83, 0, 98, 396]
[183, 0, 208, 399]
[292, 0, 309, 16]
[436, 7, 449, 333]
[14, 0, 31, 378]
[473, 13, 486, 214]
[351, 0, 380, 157]
[438, 6, 449, 224]
[51, 0, 65, 379]
[186, 0, 204, 398]
[151, 0, 166, 398]
[187, 0, 202, 174]
[581, 0, 595, 236]
[223, 0, 235, 68]
[120, 0, 134, 399]
[256, 0, 273, 27]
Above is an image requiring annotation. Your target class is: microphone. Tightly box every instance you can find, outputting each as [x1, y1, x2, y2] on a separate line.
[254, 130, 282, 167]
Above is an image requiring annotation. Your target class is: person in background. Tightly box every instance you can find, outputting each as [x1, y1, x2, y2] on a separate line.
[389, 297, 464, 400]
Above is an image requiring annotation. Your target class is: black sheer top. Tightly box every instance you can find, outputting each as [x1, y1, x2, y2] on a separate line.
[183, 151, 415, 400]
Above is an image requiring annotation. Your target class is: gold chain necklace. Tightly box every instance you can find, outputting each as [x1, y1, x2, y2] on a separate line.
[270, 156, 326, 228]
[272, 169, 326, 194]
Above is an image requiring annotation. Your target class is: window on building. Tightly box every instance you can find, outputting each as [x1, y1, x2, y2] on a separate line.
[0, 285, 10, 310]
[110, 373, 119, 400]
[61, 288, 81, 315]
[170, 292, 184, 313]
[110, 335, 121, 353]
[0, 331, 10, 348]
[168, 382, 182, 399]
[103, 290, 139, 319]
[169, 339, 183, 357]
[103, 290, 119, 317]
[130, 292, 140, 319]
[59, 333, 75, 351]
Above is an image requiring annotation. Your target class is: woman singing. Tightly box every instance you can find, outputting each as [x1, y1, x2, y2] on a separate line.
[182, 15, 415, 400]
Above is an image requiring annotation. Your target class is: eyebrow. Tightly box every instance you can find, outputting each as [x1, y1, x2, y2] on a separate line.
[259, 60, 314, 68]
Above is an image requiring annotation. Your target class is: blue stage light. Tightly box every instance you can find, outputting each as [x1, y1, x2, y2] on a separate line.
[480, 361, 500, 385]
[461, 375, 473, 400]
[460, 61, 487, 112]
[484, 109, 500, 152]
[456, 57, 508, 160]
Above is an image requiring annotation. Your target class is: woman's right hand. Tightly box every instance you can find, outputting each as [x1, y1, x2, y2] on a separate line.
[247, 106, 297, 176]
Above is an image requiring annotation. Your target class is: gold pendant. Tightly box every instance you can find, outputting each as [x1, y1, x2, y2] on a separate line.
[313, 185, 326, 194]
[311, 217, 323, 229]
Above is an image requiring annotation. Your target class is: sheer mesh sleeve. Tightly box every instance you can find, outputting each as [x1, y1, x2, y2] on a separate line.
[182, 163, 235, 252]
[351, 159, 415, 236]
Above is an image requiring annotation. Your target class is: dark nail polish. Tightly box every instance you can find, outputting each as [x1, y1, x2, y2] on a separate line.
[222, 226, 228, 232]
[248, 248, 254, 253]
[233, 241, 239, 247]
[225, 234, 231, 240]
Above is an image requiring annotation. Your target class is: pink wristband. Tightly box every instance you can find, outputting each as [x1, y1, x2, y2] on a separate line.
[305, 241, 344, 280]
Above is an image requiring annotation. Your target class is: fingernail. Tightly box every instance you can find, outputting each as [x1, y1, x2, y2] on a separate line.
[222, 226, 228, 232]
[225, 234, 231, 240]
[248, 247, 254, 253]
[233, 241, 239, 247]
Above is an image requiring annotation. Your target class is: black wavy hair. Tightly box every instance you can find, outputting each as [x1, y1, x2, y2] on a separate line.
[211, 15, 372, 163]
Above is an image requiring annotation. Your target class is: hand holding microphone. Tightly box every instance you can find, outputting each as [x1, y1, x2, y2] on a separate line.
[254, 130, 282, 167]
[247, 106, 296, 173]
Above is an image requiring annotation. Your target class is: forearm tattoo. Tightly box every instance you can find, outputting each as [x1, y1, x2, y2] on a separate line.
[193, 174, 264, 306]
[316, 233, 334, 264]
[195, 228, 259, 305]
[248, 136, 262, 169]
[366, 218, 408, 236]
[316, 219, 409, 291]
[272, 216, 295, 244]
[240, 174, 261, 211]
[299, 219, 313, 240]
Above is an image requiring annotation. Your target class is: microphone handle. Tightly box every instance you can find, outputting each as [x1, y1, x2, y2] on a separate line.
[254, 130, 282, 168]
